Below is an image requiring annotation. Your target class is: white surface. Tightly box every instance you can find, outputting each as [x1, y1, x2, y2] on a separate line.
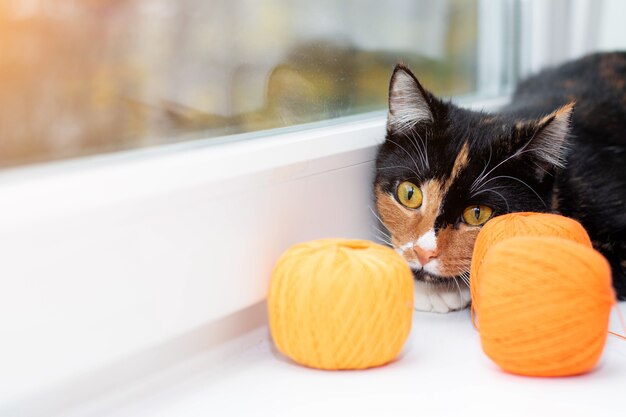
[177, 305, 626, 417]
[519, 0, 626, 78]
[477, 0, 511, 95]
[0, 99, 506, 409]
[1, 93, 615, 416]
[22, 301, 626, 417]
[0, 116, 385, 407]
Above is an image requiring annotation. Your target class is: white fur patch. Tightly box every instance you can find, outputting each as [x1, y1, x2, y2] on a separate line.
[416, 229, 437, 251]
[407, 260, 422, 270]
[398, 229, 438, 269]
[413, 280, 471, 313]
[422, 259, 441, 276]
[398, 241, 415, 252]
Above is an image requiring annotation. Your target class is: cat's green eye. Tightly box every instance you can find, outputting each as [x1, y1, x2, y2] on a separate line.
[396, 181, 423, 209]
[462, 205, 493, 226]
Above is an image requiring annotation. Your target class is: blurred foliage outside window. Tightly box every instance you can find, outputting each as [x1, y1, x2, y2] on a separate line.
[0, 0, 478, 168]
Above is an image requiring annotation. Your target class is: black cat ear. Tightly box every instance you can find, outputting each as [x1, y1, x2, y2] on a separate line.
[517, 102, 574, 171]
[388, 64, 434, 132]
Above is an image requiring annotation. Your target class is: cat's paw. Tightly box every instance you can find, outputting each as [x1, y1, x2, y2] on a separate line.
[413, 280, 471, 313]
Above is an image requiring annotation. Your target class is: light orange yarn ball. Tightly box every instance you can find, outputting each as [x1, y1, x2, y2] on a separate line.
[470, 212, 592, 295]
[268, 238, 414, 370]
[475, 236, 614, 377]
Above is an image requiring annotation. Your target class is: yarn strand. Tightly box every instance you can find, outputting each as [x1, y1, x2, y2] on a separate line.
[608, 305, 626, 341]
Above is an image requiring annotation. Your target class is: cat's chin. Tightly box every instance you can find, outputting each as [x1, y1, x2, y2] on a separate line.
[412, 269, 459, 284]
[412, 270, 471, 313]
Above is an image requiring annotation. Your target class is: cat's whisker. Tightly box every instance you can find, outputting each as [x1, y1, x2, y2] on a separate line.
[471, 147, 538, 192]
[452, 276, 464, 304]
[374, 234, 395, 247]
[477, 174, 548, 208]
[385, 138, 423, 176]
[530, 160, 552, 176]
[408, 130, 428, 171]
[372, 228, 393, 244]
[458, 271, 471, 287]
[372, 225, 390, 235]
[471, 145, 493, 191]
[471, 143, 529, 192]
[403, 131, 420, 161]
[373, 226, 392, 240]
[368, 206, 396, 246]
[368, 206, 390, 229]
[376, 165, 422, 180]
[472, 188, 511, 212]
[416, 130, 430, 170]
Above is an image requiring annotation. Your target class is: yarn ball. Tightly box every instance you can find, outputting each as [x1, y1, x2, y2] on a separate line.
[475, 236, 615, 377]
[470, 212, 592, 301]
[268, 238, 414, 370]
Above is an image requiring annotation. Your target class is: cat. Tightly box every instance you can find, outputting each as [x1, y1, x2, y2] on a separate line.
[374, 52, 626, 313]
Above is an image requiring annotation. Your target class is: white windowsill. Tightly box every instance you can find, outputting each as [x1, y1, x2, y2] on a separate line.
[1, 95, 523, 415]
[0, 112, 387, 412]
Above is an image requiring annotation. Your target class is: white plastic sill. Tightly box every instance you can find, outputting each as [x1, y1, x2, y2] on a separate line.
[1, 95, 541, 416]
[145, 303, 626, 417]
[0, 113, 387, 412]
[11, 302, 626, 417]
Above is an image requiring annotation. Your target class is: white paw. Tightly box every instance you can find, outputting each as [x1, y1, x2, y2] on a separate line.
[413, 280, 471, 313]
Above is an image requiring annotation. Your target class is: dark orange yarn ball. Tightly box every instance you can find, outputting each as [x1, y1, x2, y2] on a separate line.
[475, 236, 614, 377]
[470, 212, 592, 298]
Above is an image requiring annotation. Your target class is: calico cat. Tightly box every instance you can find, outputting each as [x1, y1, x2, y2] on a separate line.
[374, 52, 626, 313]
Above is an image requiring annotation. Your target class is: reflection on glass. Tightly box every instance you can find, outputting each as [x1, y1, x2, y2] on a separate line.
[0, 0, 479, 168]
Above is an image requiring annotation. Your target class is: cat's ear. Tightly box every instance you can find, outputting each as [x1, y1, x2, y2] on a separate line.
[515, 102, 574, 174]
[388, 64, 434, 132]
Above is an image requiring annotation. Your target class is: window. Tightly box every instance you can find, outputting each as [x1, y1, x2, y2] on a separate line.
[1, 0, 502, 168]
[518, 0, 626, 78]
[4, 1, 626, 414]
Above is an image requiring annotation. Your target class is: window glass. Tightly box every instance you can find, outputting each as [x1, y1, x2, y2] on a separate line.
[0, 0, 481, 168]
[595, 0, 626, 51]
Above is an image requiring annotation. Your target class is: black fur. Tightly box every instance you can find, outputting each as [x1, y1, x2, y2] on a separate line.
[375, 52, 626, 299]
[508, 52, 626, 299]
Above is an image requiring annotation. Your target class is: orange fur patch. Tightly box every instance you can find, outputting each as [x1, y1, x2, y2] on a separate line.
[375, 141, 476, 278]
[375, 180, 444, 265]
[539, 101, 576, 126]
[435, 225, 480, 276]
[445, 142, 470, 189]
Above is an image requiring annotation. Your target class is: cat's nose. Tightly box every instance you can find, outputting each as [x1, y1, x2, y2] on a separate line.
[414, 246, 438, 265]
